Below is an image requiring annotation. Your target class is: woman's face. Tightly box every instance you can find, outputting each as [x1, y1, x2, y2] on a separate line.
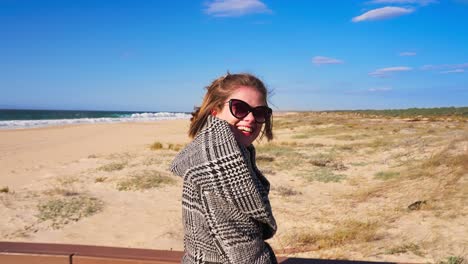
[214, 86, 267, 147]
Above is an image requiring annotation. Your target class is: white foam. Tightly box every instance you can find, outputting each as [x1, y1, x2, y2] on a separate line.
[0, 112, 191, 130]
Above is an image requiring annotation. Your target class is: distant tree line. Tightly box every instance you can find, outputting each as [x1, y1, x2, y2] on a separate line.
[329, 107, 468, 118]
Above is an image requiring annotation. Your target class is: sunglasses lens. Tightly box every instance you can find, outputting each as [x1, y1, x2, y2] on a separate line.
[229, 99, 272, 123]
[252, 107, 271, 123]
[230, 100, 250, 119]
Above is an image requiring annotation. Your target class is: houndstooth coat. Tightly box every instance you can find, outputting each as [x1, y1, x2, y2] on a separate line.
[170, 116, 277, 264]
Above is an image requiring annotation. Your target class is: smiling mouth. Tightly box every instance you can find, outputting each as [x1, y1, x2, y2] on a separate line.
[237, 126, 253, 133]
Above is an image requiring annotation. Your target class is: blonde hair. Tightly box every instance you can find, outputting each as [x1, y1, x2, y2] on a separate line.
[189, 73, 273, 141]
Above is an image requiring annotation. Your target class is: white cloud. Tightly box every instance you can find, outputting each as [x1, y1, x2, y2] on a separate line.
[421, 64, 436, 70]
[368, 87, 393, 92]
[369, 66, 412, 77]
[312, 56, 344, 65]
[204, 0, 271, 17]
[367, 0, 437, 6]
[440, 69, 465, 74]
[421, 63, 468, 70]
[352, 6, 414, 22]
[399, 51, 417, 56]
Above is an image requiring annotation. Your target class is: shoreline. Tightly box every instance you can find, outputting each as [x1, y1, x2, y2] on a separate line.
[0, 120, 190, 188]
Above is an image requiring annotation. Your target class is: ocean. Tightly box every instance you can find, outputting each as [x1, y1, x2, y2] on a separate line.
[0, 109, 191, 130]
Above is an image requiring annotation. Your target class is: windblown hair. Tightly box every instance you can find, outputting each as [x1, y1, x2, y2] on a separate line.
[189, 73, 273, 141]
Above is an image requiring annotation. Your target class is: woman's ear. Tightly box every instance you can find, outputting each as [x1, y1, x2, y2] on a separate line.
[211, 109, 217, 116]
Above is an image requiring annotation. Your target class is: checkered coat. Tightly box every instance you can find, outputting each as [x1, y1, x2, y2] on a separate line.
[170, 116, 277, 264]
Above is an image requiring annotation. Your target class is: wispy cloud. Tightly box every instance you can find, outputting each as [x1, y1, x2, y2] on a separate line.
[312, 56, 344, 65]
[204, 0, 271, 17]
[421, 63, 468, 71]
[352, 6, 414, 22]
[345, 86, 393, 94]
[399, 51, 417, 56]
[369, 66, 412, 77]
[368, 87, 393, 92]
[440, 69, 465, 74]
[367, 0, 437, 6]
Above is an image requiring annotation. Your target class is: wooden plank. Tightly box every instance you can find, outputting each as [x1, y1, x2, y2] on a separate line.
[278, 258, 401, 264]
[0, 242, 182, 263]
[0, 242, 417, 264]
[0, 241, 77, 255]
[70, 244, 183, 262]
[74, 255, 179, 264]
[0, 252, 70, 264]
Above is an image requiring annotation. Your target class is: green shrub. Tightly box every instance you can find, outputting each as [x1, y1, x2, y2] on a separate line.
[150, 142, 164, 150]
[117, 170, 176, 191]
[374, 171, 400, 180]
[37, 195, 104, 229]
[98, 162, 127, 172]
[302, 168, 346, 183]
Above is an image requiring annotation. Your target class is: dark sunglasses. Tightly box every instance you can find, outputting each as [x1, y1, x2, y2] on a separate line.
[228, 99, 272, 124]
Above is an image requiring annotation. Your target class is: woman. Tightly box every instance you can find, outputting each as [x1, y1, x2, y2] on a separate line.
[171, 73, 277, 263]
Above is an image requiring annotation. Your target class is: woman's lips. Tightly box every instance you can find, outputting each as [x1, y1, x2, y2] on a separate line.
[237, 125, 254, 136]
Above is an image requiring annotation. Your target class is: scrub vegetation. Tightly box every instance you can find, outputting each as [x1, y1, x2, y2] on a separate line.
[98, 161, 127, 172]
[37, 194, 104, 229]
[261, 111, 467, 261]
[117, 170, 176, 191]
[150, 141, 185, 151]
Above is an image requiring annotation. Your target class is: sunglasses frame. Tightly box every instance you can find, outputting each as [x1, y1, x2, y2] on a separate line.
[228, 99, 272, 124]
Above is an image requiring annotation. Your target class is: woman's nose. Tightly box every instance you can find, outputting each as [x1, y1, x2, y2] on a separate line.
[243, 111, 255, 122]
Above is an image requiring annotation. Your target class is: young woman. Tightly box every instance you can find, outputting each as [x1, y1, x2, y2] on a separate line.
[171, 73, 277, 263]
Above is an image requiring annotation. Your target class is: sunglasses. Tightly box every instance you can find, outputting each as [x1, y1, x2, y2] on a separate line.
[228, 99, 272, 124]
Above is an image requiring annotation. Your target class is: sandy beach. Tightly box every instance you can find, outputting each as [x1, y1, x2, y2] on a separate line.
[1, 113, 467, 263]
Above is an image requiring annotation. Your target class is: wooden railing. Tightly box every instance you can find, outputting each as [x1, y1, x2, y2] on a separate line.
[0, 242, 411, 264]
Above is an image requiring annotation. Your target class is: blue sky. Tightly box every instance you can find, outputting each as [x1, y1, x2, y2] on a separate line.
[1, 0, 467, 112]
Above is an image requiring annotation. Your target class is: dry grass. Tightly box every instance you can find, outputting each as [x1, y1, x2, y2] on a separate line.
[150, 141, 184, 151]
[438, 256, 466, 264]
[292, 133, 310, 139]
[385, 242, 423, 256]
[56, 175, 80, 186]
[167, 143, 184, 151]
[349, 132, 468, 205]
[275, 186, 302, 197]
[365, 137, 394, 151]
[414, 151, 468, 179]
[256, 143, 296, 155]
[98, 161, 127, 172]
[37, 195, 104, 229]
[267, 114, 465, 259]
[301, 168, 346, 183]
[350, 162, 368, 166]
[256, 143, 305, 169]
[256, 155, 275, 162]
[374, 171, 400, 180]
[117, 170, 176, 191]
[94, 176, 107, 183]
[333, 133, 371, 141]
[308, 153, 347, 171]
[282, 220, 379, 252]
[150, 141, 163, 150]
[43, 187, 80, 197]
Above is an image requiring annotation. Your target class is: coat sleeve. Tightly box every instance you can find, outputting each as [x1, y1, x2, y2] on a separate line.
[201, 189, 277, 264]
[188, 151, 277, 264]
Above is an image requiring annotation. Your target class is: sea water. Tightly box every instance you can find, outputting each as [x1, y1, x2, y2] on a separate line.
[0, 109, 191, 130]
